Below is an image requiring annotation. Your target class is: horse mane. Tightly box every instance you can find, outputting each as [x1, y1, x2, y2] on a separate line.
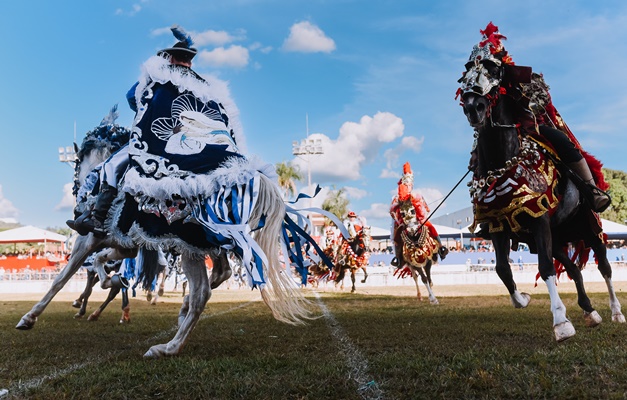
[72, 120, 131, 196]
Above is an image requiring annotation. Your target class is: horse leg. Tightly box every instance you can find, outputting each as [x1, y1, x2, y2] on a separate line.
[492, 233, 530, 308]
[592, 241, 626, 323]
[75, 271, 98, 319]
[94, 247, 137, 289]
[533, 217, 575, 341]
[144, 254, 210, 358]
[120, 289, 131, 324]
[16, 235, 102, 330]
[209, 251, 232, 289]
[179, 294, 190, 328]
[72, 270, 94, 309]
[410, 268, 422, 301]
[422, 261, 438, 304]
[350, 270, 357, 293]
[360, 267, 368, 284]
[88, 286, 120, 321]
[416, 264, 440, 305]
[553, 247, 600, 327]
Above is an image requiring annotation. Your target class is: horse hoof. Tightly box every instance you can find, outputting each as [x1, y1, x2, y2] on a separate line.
[430, 298, 439, 305]
[110, 274, 129, 289]
[158, 288, 164, 297]
[583, 310, 602, 327]
[72, 300, 82, 308]
[511, 292, 531, 308]
[15, 315, 36, 330]
[87, 314, 99, 321]
[119, 318, 130, 324]
[554, 321, 576, 342]
[146, 293, 153, 302]
[612, 313, 626, 323]
[73, 313, 83, 319]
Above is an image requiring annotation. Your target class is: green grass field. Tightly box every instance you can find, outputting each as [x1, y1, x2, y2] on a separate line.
[2, 290, 627, 399]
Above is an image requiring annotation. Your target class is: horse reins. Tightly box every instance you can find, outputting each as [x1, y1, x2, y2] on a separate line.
[414, 169, 472, 232]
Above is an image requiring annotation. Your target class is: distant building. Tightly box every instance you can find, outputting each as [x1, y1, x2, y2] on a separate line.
[431, 207, 474, 230]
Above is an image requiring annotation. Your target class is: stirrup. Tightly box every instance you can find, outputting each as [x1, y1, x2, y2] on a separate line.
[390, 257, 399, 267]
[587, 185, 611, 213]
[439, 246, 449, 260]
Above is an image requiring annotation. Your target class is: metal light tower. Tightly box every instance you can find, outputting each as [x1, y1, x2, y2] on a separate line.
[59, 121, 77, 166]
[292, 115, 324, 205]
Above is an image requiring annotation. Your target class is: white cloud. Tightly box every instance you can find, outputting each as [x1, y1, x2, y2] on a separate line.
[151, 27, 173, 37]
[0, 185, 19, 219]
[360, 202, 390, 220]
[193, 29, 241, 47]
[413, 187, 445, 211]
[401, 136, 424, 152]
[344, 186, 368, 200]
[292, 112, 405, 183]
[55, 183, 75, 212]
[197, 46, 250, 68]
[282, 21, 336, 53]
[115, 4, 141, 16]
[249, 42, 273, 54]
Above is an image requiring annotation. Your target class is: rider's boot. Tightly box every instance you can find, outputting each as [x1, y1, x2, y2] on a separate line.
[390, 243, 405, 268]
[68, 182, 118, 238]
[568, 159, 611, 213]
[435, 236, 448, 260]
[66, 208, 85, 234]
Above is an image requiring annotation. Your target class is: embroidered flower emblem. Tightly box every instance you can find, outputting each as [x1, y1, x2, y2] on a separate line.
[151, 94, 237, 155]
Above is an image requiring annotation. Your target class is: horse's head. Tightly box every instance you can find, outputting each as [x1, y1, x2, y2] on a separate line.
[457, 23, 521, 130]
[458, 45, 505, 129]
[360, 226, 371, 251]
[399, 200, 420, 236]
[72, 105, 131, 195]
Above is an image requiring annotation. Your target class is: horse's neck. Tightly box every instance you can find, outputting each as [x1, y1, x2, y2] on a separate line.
[77, 149, 111, 185]
[476, 99, 520, 177]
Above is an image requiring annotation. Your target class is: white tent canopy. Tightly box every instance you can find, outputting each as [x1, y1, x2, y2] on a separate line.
[0, 225, 67, 244]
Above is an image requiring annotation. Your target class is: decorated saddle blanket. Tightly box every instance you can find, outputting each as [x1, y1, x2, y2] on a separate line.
[401, 225, 438, 268]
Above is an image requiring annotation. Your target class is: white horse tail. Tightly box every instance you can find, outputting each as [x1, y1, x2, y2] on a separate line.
[252, 174, 313, 325]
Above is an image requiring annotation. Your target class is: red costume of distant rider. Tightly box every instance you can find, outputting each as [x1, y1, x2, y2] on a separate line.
[390, 162, 448, 268]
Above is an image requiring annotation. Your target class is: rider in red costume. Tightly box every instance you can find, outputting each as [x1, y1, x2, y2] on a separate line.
[390, 162, 448, 268]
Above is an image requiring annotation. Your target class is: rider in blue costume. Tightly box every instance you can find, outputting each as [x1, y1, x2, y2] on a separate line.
[69, 25, 243, 237]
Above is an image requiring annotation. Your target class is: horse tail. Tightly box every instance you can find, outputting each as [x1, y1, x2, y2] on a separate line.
[251, 174, 313, 325]
[136, 247, 160, 291]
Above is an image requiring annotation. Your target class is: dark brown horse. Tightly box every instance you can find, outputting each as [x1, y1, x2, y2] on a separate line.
[458, 26, 624, 341]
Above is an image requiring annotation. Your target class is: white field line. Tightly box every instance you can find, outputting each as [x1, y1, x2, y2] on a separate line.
[4, 300, 259, 398]
[313, 291, 385, 400]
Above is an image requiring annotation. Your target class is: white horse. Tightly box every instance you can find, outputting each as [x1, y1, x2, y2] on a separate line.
[396, 200, 439, 304]
[17, 120, 311, 358]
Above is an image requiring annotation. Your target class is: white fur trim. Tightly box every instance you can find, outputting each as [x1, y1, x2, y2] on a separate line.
[135, 56, 246, 154]
[123, 155, 277, 200]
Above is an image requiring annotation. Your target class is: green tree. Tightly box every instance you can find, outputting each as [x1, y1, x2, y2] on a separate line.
[602, 168, 627, 224]
[275, 161, 303, 200]
[322, 187, 350, 223]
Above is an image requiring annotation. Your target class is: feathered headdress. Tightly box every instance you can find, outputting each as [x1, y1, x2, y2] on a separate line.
[158, 24, 197, 61]
[477, 22, 514, 65]
[397, 162, 414, 202]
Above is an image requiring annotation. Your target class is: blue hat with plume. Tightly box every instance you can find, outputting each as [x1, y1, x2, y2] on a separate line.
[158, 25, 197, 61]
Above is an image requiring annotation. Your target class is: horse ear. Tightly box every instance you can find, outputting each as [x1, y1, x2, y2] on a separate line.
[73, 142, 79, 153]
[503, 65, 532, 84]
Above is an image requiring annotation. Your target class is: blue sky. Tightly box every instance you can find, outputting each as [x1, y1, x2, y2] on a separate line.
[1, 0, 626, 230]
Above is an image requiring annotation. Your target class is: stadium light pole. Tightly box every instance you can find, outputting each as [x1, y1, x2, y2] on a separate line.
[291, 114, 324, 208]
[59, 121, 77, 167]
